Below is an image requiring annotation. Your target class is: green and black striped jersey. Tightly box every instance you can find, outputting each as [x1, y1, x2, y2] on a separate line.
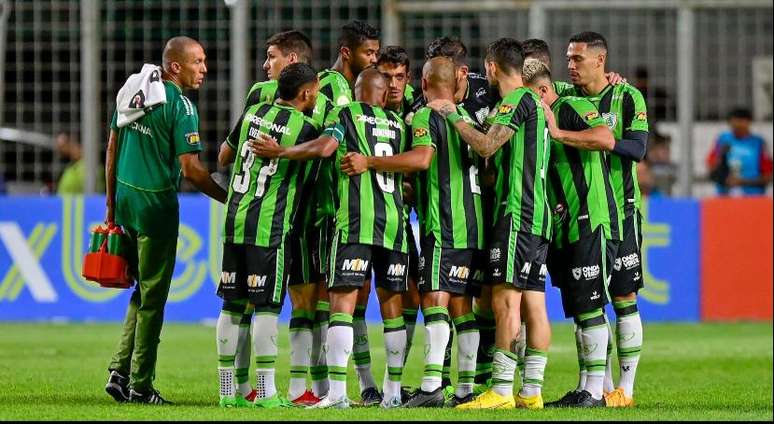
[413, 106, 485, 250]
[558, 83, 649, 218]
[323, 101, 409, 253]
[318, 69, 353, 107]
[547, 96, 622, 248]
[488, 87, 551, 240]
[223, 102, 320, 247]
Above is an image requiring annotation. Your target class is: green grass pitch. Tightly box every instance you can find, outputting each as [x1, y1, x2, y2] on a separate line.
[1, 322, 771, 420]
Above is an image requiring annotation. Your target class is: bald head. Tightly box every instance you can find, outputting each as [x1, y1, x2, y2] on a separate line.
[354, 67, 388, 106]
[161, 36, 207, 90]
[422, 57, 456, 101]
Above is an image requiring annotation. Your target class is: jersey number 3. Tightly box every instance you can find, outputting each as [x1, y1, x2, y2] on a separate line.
[232, 141, 278, 197]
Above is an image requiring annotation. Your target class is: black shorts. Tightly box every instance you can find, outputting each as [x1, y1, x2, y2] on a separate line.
[329, 238, 408, 293]
[406, 217, 421, 281]
[288, 223, 326, 286]
[609, 211, 644, 297]
[417, 235, 485, 296]
[487, 215, 549, 292]
[217, 242, 289, 310]
[547, 226, 618, 318]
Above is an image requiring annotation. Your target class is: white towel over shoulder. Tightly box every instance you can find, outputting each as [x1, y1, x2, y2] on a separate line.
[115, 64, 167, 128]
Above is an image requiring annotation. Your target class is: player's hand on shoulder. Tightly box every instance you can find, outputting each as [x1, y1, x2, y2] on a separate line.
[426, 99, 456, 117]
[541, 99, 560, 139]
[605, 71, 627, 85]
[249, 134, 282, 158]
[340, 152, 368, 176]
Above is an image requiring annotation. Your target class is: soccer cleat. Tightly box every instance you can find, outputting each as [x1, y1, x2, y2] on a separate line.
[442, 385, 455, 403]
[219, 395, 238, 408]
[252, 394, 294, 408]
[455, 389, 515, 409]
[400, 386, 413, 404]
[403, 387, 445, 408]
[472, 379, 493, 396]
[307, 395, 350, 409]
[514, 392, 544, 409]
[567, 390, 606, 408]
[105, 370, 130, 403]
[234, 394, 252, 408]
[446, 392, 476, 408]
[380, 394, 403, 409]
[243, 389, 257, 402]
[604, 387, 635, 407]
[360, 387, 383, 407]
[544, 390, 582, 408]
[291, 390, 321, 406]
[129, 388, 173, 405]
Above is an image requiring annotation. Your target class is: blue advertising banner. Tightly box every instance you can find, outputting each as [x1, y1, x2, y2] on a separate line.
[0, 195, 699, 322]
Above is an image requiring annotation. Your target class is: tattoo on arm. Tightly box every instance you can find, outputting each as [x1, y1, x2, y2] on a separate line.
[455, 122, 514, 159]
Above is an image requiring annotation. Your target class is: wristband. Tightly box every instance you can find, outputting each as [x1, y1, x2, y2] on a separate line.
[446, 111, 463, 124]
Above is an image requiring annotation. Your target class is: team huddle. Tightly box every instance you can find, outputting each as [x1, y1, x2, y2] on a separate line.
[212, 20, 648, 410]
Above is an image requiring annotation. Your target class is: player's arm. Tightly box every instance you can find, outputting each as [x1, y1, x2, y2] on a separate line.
[542, 99, 615, 151]
[179, 153, 227, 203]
[340, 146, 434, 176]
[218, 111, 246, 167]
[613, 89, 649, 162]
[250, 132, 339, 160]
[427, 99, 513, 159]
[104, 129, 118, 224]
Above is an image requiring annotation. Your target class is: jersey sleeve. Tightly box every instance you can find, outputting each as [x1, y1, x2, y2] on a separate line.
[410, 108, 434, 149]
[172, 95, 202, 156]
[553, 81, 576, 97]
[110, 110, 118, 131]
[492, 91, 538, 132]
[622, 86, 649, 134]
[321, 106, 347, 142]
[225, 110, 247, 149]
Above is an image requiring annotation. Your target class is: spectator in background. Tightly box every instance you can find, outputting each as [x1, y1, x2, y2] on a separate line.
[645, 132, 677, 196]
[633, 66, 674, 122]
[55, 132, 104, 194]
[707, 108, 773, 196]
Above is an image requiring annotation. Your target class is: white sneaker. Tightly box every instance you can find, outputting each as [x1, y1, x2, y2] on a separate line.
[307, 395, 350, 409]
[380, 394, 402, 409]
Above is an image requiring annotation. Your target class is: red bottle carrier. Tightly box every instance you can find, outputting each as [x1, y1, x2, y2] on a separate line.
[82, 223, 133, 289]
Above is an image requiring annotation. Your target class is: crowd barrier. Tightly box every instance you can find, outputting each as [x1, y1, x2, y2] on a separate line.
[0, 195, 770, 322]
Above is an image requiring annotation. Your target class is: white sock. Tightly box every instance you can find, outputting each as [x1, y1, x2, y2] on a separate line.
[581, 315, 609, 400]
[453, 312, 479, 397]
[519, 348, 547, 397]
[491, 349, 517, 397]
[421, 308, 450, 392]
[352, 308, 377, 392]
[216, 308, 240, 399]
[604, 318, 615, 393]
[252, 313, 279, 400]
[382, 317, 407, 399]
[615, 302, 643, 398]
[235, 309, 253, 397]
[311, 301, 330, 398]
[574, 324, 587, 392]
[326, 313, 354, 400]
[288, 309, 314, 400]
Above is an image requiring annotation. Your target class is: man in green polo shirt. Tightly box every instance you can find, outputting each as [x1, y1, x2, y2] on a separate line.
[103, 36, 227, 405]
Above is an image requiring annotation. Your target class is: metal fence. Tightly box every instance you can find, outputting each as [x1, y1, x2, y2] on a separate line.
[0, 0, 771, 195]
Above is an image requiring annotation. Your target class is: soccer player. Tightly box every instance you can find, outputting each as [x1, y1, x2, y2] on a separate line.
[551, 32, 649, 408]
[356, 56, 485, 408]
[215, 63, 321, 408]
[522, 58, 620, 408]
[427, 38, 551, 410]
[376, 46, 421, 370]
[104, 36, 227, 405]
[219, 29, 333, 407]
[419, 36, 501, 396]
[253, 69, 411, 409]
[316, 19, 383, 406]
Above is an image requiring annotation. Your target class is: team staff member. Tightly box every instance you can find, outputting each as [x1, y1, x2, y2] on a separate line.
[104, 36, 227, 405]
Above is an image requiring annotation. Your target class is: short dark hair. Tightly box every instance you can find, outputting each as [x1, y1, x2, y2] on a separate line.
[266, 30, 312, 64]
[521, 39, 551, 66]
[277, 63, 318, 100]
[339, 20, 380, 50]
[425, 36, 467, 66]
[485, 37, 524, 75]
[728, 107, 753, 120]
[377, 46, 410, 69]
[569, 31, 608, 51]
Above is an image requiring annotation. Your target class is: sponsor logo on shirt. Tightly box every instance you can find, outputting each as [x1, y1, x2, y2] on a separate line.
[129, 121, 152, 136]
[635, 111, 647, 121]
[584, 111, 600, 121]
[249, 114, 291, 135]
[185, 132, 200, 145]
[413, 127, 428, 138]
[498, 104, 513, 115]
[356, 114, 402, 129]
[602, 112, 617, 129]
